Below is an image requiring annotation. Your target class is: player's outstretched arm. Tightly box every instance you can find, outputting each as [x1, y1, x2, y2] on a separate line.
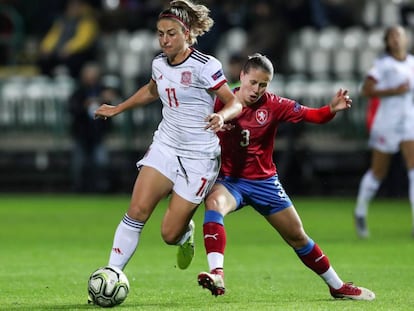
[303, 88, 351, 124]
[95, 79, 159, 120]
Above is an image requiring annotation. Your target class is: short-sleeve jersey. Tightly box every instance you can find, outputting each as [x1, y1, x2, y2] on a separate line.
[368, 53, 414, 120]
[151, 49, 227, 158]
[215, 91, 307, 179]
[366, 53, 414, 151]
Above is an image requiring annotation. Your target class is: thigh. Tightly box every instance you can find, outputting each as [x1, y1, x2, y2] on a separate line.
[400, 140, 414, 169]
[128, 165, 173, 222]
[370, 149, 392, 179]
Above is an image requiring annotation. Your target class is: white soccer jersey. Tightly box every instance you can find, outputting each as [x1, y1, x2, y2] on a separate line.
[151, 49, 227, 158]
[367, 53, 414, 153]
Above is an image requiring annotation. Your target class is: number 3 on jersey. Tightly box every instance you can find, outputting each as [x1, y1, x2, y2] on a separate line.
[166, 88, 179, 107]
[240, 129, 250, 147]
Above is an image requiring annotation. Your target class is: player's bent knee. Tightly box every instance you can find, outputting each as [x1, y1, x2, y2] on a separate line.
[161, 228, 181, 245]
[204, 195, 219, 211]
[205, 196, 230, 215]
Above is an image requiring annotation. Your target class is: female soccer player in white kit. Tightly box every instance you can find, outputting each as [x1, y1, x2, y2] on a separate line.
[93, 0, 242, 273]
[354, 25, 414, 238]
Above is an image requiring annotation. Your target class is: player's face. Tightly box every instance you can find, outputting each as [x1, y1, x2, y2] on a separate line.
[157, 19, 189, 61]
[386, 27, 408, 54]
[239, 68, 271, 104]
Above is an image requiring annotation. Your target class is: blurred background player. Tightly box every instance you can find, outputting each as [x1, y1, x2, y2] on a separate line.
[68, 62, 119, 193]
[354, 25, 414, 238]
[197, 54, 375, 300]
[93, 0, 242, 276]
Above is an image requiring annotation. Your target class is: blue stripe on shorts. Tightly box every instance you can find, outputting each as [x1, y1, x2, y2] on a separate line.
[216, 175, 292, 216]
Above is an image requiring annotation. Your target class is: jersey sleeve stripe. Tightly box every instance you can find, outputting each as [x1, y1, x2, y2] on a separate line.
[210, 79, 227, 90]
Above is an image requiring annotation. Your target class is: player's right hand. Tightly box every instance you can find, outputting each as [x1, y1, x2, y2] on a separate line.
[94, 103, 118, 120]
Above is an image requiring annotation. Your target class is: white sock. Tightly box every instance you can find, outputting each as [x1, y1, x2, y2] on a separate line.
[207, 252, 224, 272]
[108, 214, 145, 270]
[355, 170, 381, 217]
[177, 223, 192, 246]
[408, 169, 414, 225]
[320, 267, 343, 290]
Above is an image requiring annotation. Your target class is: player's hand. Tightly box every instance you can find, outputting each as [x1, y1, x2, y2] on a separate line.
[205, 113, 224, 133]
[329, 88, 352, 113]
[94, 103, 118, 120]
[393, 81, 410, 94]
[219, 123, 235, 131]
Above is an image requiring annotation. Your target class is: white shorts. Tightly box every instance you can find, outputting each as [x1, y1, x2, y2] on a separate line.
[369, 112, 414, 153]
[137, 141, 220, 204]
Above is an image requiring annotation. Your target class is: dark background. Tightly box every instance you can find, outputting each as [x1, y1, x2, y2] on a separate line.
[0, 0, 411, 197]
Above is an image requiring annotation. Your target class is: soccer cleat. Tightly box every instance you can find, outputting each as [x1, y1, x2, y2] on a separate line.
[198, 269, 225, 296]
[330, 282, 375, 301]
[177, 220, 195, 269]
[355, 215, 369, 238]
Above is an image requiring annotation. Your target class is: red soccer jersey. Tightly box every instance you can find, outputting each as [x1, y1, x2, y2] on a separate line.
[216, 91, 334, 179]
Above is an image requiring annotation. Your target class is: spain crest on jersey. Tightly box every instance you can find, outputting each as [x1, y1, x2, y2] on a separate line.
[256, 109, 268, 124]
[181, 71, 192, 86]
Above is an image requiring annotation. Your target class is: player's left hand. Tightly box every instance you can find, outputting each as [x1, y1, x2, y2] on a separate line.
[205, 113, 224, 133]
[329, 88, 352, 113]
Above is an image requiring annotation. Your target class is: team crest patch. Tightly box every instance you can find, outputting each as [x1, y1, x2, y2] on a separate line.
[256, 109, 268, 124]
[181, 71, 192, 86]
[293, 102, 302, 112]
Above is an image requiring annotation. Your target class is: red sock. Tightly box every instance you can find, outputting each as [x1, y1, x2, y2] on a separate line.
[298, 243, 330, 274]
[203, 222, 226, 255]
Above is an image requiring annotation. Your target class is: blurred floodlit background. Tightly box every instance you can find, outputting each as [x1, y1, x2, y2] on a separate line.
[0, 0, 411, 195]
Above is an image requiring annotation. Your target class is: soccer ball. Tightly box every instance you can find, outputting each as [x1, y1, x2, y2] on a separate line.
[88, 266, 130, 307]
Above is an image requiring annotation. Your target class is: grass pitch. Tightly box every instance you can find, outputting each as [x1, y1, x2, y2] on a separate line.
[0, 194, 413, 310]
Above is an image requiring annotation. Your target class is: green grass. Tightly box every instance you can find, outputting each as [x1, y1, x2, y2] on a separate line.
[0, 194, 413, 310]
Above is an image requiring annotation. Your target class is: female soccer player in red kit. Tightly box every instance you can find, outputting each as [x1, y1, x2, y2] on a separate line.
[197, 53, 375, 300]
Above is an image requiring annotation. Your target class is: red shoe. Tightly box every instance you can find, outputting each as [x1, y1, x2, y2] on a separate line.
[198, 269, 225, 296]
[330, 282, 375, 300]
